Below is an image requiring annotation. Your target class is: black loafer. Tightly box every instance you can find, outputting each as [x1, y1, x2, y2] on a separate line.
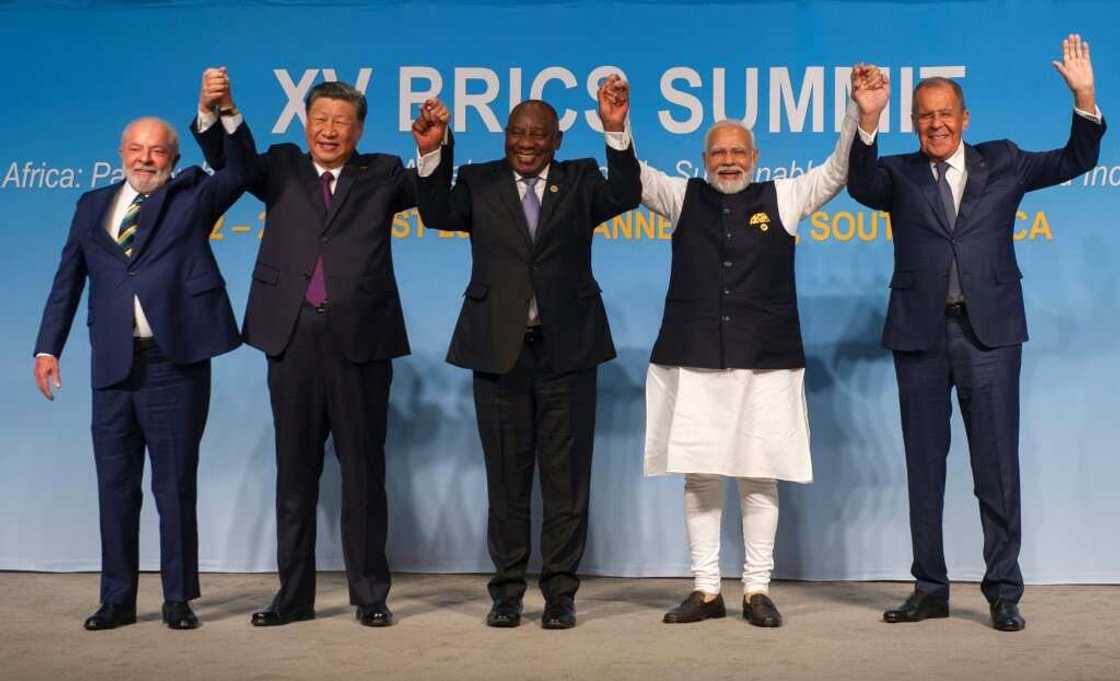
[250, 607, 315, 627]
[162, 601, 199, 630]
[990, 600, 1026, 632]
[744, 593, 783, 628]
[541, 598, 576, 630]
[663, 591, 726, 624]
[883, 590, 949, 623]
[486, 599, 523, 628]
[83, 603, 137, 631]
[356, 604, 394, 627]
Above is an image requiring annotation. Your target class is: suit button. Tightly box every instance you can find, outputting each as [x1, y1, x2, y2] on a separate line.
[321, 237, 329, 243]
[722, 208, 731, 215]
[128, 271, 136, 277]
[723, 260, 732, 268]
[722, 315, 731, 322]
[723, 289, 731, 295]
[725, 232, 732, 240]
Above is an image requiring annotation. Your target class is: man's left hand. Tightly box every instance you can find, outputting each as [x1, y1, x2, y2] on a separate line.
[597, 74, 629, 133]
[412, 98, 449, 155]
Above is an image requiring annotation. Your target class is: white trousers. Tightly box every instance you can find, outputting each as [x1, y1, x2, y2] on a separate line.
[684, 474, 779, 595]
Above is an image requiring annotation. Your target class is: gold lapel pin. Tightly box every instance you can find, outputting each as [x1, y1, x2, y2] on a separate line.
[550, 185, 559, 193]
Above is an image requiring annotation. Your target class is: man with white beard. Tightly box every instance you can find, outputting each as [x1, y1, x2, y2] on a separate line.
[637, 65, 883, 626]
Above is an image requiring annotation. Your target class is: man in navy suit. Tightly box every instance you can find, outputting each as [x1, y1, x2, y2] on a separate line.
[32, 68, 252, 630]
[848, 35, 1104, 631]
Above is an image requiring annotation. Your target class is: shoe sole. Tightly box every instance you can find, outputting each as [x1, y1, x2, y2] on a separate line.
[883, 610, 950, 623]
[663, 610, 727, 624]
[84, 616, 137, 631]
[251, 612, 315, 627]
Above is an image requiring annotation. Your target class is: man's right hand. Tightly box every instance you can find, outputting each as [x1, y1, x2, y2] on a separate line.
[852, 63, 890, 134]
[34, 355, 61, 401]
[411, 98, 450, 155]
[198, 67, 234, 113]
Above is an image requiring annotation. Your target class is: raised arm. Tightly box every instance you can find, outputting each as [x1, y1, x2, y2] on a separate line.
[191, 67, 269, 200]
[847, 64, 895, 211]
[590, 74, 642, 226]
[415, 111, 473, 232]
[397, 98, 451, 214]
[1018, 33, 1106, 191]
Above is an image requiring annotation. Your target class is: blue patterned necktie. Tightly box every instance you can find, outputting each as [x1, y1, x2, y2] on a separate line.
[116, 193, 147, 258]
[936, 161, 963, 303]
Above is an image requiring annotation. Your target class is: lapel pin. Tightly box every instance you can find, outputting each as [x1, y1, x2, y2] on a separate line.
[550, 185, 559, 193]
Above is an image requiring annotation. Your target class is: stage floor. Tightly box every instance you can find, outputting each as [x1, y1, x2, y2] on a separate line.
[1, 573, 1116, 680]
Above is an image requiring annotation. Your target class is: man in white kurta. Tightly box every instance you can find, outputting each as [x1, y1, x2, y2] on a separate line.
[641, 66, 883, 627]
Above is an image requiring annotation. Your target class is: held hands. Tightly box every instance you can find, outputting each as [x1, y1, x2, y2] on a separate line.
[597, 74, 629, 133]
[851, 63, 890, 132]
[198, 67, 234, 113]
[34, 356, 61, 401]
[412, 99, 449, 155]
[1052, 34, 1096, 111]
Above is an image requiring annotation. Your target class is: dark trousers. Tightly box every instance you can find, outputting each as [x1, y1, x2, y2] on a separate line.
[473, 329, 598, 604]
[893, 306, 1023, 605]
[90, 342, 210, 607]
[267, 305, 392, 613]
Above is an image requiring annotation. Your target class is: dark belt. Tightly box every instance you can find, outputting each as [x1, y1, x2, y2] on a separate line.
[524, 326, 543, 345]
[945, 302, 967, 317]
[134, 337, 157, 351]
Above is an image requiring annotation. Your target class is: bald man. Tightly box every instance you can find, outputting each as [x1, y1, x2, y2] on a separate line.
[33, 69, 254, 630]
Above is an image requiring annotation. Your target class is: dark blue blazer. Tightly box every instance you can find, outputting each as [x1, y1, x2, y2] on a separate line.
[33, 124, 255, 389]
[848, 113, 1105, 351]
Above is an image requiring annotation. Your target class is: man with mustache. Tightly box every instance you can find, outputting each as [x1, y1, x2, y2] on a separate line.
[32, 67, 252, 630]
[638, 66, 881, 627]
[848, 35, 1104, 632]
[191, 73, 446, 628]
[413, 75, 641, 629]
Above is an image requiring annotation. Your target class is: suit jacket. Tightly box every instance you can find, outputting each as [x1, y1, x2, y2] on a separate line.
[191, 122, 415, 361]
[848, 113, 1105, 351]
[417, 140, 642, 375]
[34, 124, 252, 389]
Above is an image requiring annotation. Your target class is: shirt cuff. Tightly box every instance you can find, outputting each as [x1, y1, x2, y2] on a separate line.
[417, 147, 442, 178]
[857, 126, 878, 146]
[1074, 106, 1103, 124]
[197, 109, 217, 133]
[35, 353, 55, 359]
[605, 126, 631, 151]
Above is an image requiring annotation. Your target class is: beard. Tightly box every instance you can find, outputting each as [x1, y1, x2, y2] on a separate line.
[125, 164, 171, 195]
[707, 164, 752, 195]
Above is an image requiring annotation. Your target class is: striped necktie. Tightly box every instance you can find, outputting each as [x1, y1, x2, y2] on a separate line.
[116, 193, 147, 258]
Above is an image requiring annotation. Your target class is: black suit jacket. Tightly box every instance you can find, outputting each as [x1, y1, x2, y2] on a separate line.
[848, 113, 1105, 351]
[417, 140, 642, 374]
[191, 121, 415, 361]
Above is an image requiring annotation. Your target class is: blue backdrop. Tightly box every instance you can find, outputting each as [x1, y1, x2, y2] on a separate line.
[2, 1, 1117, 584]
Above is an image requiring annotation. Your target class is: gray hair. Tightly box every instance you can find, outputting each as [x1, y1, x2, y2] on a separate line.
[912, 76, 967, 114]
[704, 119, 756, 153]
[306, 81, 368, 123]
[120, 117, 180, 156]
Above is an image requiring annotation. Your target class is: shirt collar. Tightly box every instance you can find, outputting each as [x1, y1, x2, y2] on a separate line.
[932, 142, 966, 173]
[514, 164, 550, 184]
[313, 162, 342, 181]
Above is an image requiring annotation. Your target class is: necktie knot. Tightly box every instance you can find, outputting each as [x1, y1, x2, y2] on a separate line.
[320, 171, 334, 212]
[521, 176, 539, 190]
[936, 160, 950, 179]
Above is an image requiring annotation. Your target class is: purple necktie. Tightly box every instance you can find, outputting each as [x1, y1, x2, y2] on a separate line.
[304, 171, 332, 306]
[521, 176, 541, 240]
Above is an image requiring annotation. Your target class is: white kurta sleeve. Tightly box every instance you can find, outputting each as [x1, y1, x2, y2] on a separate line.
[774, 102, 860, 235]
[640, 162, 689, 227]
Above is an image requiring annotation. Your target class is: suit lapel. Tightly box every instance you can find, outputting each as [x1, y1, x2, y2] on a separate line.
[494, 162, 533, 247]
[535, 162, 568, 246]
[904, 153, 952, 237]
[323, 157, 363, 233]
[129, 181, 171, 260]
[955, 145, 989, 236]
[89, 182, 131, 264]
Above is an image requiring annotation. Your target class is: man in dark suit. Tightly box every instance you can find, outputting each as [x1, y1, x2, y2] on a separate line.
[847, 35, 1104, 631]
[33, 68, 251, 631]
[192, 76, 444, 627]
[414, 75, 641, 629]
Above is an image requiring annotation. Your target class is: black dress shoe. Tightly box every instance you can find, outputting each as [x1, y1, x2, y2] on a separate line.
[744, 593, 783, 628]
[486, 599, 523, 628]
[541, 598, 576, 630]
[663, 591, 726, 624]
[356, 604, 394, 627]
[250, 607, 315, 627]
[83, 603, 137, 631]
[883, 590, 949, 623]
[990, 600, 1026, 632]
[162, 601, 199, 630]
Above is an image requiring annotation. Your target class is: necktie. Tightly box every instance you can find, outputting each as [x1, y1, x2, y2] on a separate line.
[520, 176, 541, 324]
[304, 171, 332, 307]
[116, 193, 147, 258]
[936, 161, 964, 303]
[521, 176, 540, 240]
